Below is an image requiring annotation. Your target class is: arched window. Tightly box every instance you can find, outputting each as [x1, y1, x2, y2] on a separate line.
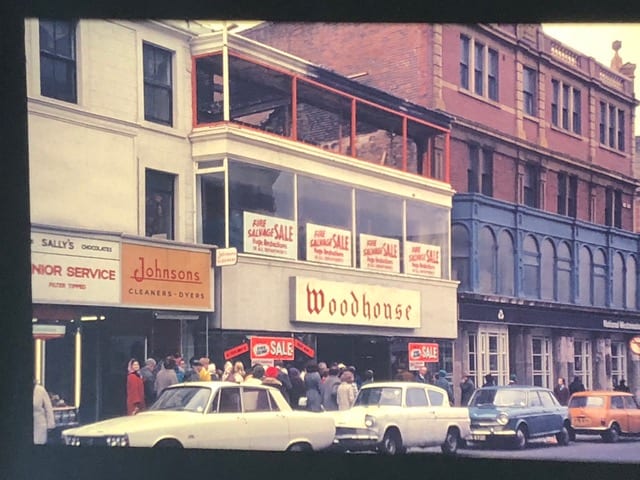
[557, 242, 572, 303]
[522, 235, 540, 298]
[452, 224, 471, 291]
[612, 252, 625, 308]
[541, 239, 555, 301]
[593, 248, 607, 306]
[626, 255, 637, 309]
[497, 230, 515, 296]
[478, 226, 497, 293]
[578, 246, 592, 305]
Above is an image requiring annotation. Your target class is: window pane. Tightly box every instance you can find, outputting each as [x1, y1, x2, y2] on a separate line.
[406, 200, 449, 279]
[452, 224, 470, 290]
[143, 43, 173, 126]
[541, 239, 555, 300]
[474, 43, 484, 95]
[144, 85, 172, 125]
[488, 49, 498, 101]
[626, 256, 637, 309]
[523, 235, 540, 298]
[356, 190, 402, 270]
[201, 173, 226, 246]
[612, 253, 624, 307]
[498, 231, 515, 296]
[578, 246, 592, 304]
[478, 227, 496, 293]
[460, 35, 470, 89]
[39, 19, 76, 103]
[146, 169, 175, 240]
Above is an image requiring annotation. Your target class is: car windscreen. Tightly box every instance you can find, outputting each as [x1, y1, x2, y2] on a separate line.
[568, 396, 605, 408]
[355, 387, 402, 407]
[148, 386, 212, 413]
[470, 389, 527, 408]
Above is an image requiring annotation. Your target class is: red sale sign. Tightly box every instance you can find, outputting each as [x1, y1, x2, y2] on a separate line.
[250, 336, 295, 361]
[408, 342, 439, 363]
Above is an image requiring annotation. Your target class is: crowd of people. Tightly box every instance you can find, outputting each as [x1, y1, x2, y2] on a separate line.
[125, 355, 376, 415]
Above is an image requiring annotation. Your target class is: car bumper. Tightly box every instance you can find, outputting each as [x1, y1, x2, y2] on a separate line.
[333, 427, 380, 451]
[570, 426, 608, 434]
[468, 427, 516, 441]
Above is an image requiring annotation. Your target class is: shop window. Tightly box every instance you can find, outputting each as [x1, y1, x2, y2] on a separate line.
[574, 339, 592, 390]
[531, 337, 552, 388]
[612, 253, 625, 308]
[557, 242, 572, 303]
[497, 230, 515, 296]
[593, 248, 607, 307]
[355, 189, 402, 271]
[195, 54, 224, 124]
[145, 169, 175, 240]
[406, 199, 450, 279]
[39, 19, 77, 103]
[611, 342, 627, 388]
[228, 161, 294, 256]
[522, 235, 540, 298]
[478, 226, 497, 293]
[540, 239, 555, 301]
[143, 42, 173, 126]
[297, 175, 352, 264]
[452, 224, 470, 290]
[200, 172, 226, 246]
[625, 255, 637, 309]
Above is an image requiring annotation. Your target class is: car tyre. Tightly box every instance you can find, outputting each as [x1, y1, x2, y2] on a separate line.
[567, 426, 576, 442]
[286, 442, 312, 452]
[555, 425, 570, 446]
[513, 425, 528, 450]
[379, 429, 403, 455]
[441, 427, 460, 455]
[153, 439, 183, 448]
[603, 423, 621, 443]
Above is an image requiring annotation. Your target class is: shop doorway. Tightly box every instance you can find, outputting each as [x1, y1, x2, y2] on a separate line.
[316, 335, 392, 381]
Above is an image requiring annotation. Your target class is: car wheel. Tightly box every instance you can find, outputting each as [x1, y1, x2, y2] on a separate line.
[513, 425, 528, 450]
[555, 425, 570, 446]
[603, 423, 621, 443]
[379, 429, 403, 455]
[286, 442, 312, 452]
[441, 427, 460, 455]
[153, 439, 183, 448]
[567, 426, 576, 442]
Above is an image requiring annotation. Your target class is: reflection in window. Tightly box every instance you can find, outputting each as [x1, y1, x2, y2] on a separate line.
[228, 161, 294, 251]
[478, 227, 496, 293]
[406, 200, 450, 279]
[143, 42, 173, 126]
[39, 19, 77, 103]
[541, 239, 555, 301]
[145, 169, 175, 240]
[355, 190, 402, 268]
[200, 172, 226, 247]
[497, 231, 514, 296]
[452, 224, 470, 290]
[522, 235, 540, 298]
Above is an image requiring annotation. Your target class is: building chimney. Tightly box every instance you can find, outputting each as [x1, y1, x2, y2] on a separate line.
[610, 40, 623, 71]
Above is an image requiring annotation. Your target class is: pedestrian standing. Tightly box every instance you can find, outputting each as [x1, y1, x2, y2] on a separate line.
[274, 361, 292, 404]
[435, 369, 454, 405]
[459, 373, 475, 406]
[288, 367, 306, 409]
[482, 373, 496, 387]
[304, 362, 323, 412]
[614, 379, 630, 392]
[362, 369, 375, 386]
[183, 358, 203, 382]
[199, 357, 212, 381]
[320, 366, 341, 411]
[569, 376, 585, 395]
[126, 358, 145, 415]
[154, 356, 178, 397]
[337, 370, 356, 410]
[553, 377, 570, 405]
[33, 380, 55, 444]
[139, 358, 157, 406]
[508, 374, 517, 385]
[415, 366, 429, 383]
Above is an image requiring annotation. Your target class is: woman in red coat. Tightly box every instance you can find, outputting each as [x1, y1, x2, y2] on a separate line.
[126, 359, 146, 415]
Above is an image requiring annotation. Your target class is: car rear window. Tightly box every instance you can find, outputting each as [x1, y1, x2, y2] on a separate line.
[469, 388, 527, 407]
[569, 396, 604, 408]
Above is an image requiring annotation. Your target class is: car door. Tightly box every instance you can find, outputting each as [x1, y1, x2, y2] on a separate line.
[200, 386, 248, 449]
[538, 389, 564, 434]
[426, 387, 450, 443]
[610, 395, 628, 432]
[623, 396, 640, 434]
[404, 387, 432, 447]
[524, 390, 545, 436]
[242, 386, 289, 451]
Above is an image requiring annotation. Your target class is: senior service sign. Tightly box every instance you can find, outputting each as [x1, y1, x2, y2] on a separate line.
[121, 243, 213, 310]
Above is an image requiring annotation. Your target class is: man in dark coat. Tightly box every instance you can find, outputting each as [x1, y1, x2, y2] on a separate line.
[482, 373, 496, 387]
[139, 358, 157, 405]
[415, 366, 429, 383]
[435, 369, 454, 405]
[459, 373, 475, 406]
[274, 361, 293, 404]
[569, 376, 585, 394]
[553, 377, 570, 405]
[320, 366, 341, 411]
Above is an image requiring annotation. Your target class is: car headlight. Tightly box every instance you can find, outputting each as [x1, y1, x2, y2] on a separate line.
[364, 415, 377, 428]
[496, 412, 509, 425]
[106, 435, 130, 447]
[63, 435, 80, 446]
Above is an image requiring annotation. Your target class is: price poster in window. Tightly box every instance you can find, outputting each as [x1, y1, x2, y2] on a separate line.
[243, 211, 297, 259]
[359, 233, 400, 273]
[306, 223, 352, 266]
[404, 241, 441, 278]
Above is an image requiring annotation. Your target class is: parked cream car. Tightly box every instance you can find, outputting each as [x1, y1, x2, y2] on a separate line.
[326, 381, 471, 455]
[62, 382, 335, 451]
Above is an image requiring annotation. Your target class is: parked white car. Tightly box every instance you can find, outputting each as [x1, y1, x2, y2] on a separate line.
[326, 381, 471, 455]
[62, 382, 335, 451]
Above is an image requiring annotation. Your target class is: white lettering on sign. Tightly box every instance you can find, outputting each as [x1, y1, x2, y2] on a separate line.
[293, 276, 420, 329]
[243, 212, 297, 259]
[306, 223, 352, 266]
[404, 241, 441, 278]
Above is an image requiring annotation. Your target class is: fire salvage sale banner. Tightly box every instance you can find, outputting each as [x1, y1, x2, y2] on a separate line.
[306, 223, 352, 266]
[359, 233, 400, 273]
[404, 241, 441, 277]
[243, 211, 297, 259]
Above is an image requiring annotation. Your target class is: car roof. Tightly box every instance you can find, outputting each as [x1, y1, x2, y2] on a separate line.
[360, 381, 446, 391]
[477, 385, 551, 391]
[570, 390, 634, 397]
[164, 381, 249, 389]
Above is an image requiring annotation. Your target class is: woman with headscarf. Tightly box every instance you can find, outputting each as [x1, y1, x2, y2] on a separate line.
[304, 362, 323, 412]
[288, 367, 306, 409]
[126, 358, 145, 415]
[337, 370, 356, 410]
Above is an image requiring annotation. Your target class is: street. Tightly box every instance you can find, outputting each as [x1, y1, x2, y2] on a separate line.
[409, 435, 640, 463]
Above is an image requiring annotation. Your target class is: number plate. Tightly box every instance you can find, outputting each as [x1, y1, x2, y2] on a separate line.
[471, 434, 486, 441]
[574, 417, 590, 426]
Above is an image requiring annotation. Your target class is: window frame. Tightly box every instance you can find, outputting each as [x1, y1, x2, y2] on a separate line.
[143, 41, 174, 126]
[459, 35, 499, 102]
[523, 66, 537, 116]
[145, 168, 176, 240]
[550, 78, 581, 135]
[39, 19, 77, 103]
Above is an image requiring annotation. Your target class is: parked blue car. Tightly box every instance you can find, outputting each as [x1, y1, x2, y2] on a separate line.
[467, 385, 571, 449]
